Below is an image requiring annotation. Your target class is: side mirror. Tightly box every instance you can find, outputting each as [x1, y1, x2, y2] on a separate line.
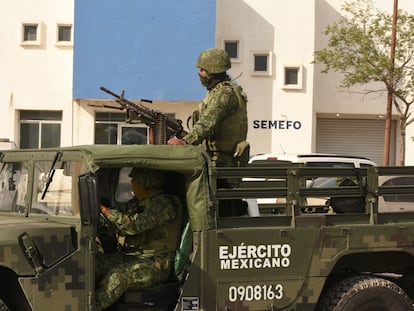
[78, 173, 100, 226]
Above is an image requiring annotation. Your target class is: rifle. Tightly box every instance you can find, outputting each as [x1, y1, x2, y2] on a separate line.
[100, 86, 186, 144]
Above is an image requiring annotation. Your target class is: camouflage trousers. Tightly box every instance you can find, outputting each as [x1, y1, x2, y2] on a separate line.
[95, 252, 172, 311]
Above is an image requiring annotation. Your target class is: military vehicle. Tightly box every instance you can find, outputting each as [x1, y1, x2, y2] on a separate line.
[1, 144, 414, 311]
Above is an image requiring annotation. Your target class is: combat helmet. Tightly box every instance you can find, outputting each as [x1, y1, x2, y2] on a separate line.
[129, 168, 165, 189]
[196, 48, 231, 74]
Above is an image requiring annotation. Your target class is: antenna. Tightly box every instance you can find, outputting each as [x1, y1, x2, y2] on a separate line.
[231, 72, 243, 81]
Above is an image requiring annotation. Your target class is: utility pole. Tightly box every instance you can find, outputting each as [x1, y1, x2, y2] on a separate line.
[384, 0, 398, 166]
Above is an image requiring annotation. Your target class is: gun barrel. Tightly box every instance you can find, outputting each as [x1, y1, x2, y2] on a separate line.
[99, 86, 186, 142]
[100, 86, 122, 99]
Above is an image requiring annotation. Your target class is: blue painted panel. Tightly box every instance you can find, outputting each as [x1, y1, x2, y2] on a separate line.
[73, 0, 215, 100]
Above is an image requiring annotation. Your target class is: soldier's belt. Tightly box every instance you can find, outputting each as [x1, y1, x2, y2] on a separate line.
[208, 150, 234, 157]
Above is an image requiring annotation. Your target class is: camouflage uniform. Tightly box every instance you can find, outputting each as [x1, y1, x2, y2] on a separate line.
[183, 48, 249, 168]
[182, 49, 250, 217]
[95, 169, 182, 311]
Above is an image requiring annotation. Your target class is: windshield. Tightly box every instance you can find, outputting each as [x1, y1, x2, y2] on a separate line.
[0, 162, 29, 213]
[33, 160, 85, 216]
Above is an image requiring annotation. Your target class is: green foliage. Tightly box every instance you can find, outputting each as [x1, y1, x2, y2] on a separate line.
[315, 0, 414, 90]
[313, 0, 414, 164]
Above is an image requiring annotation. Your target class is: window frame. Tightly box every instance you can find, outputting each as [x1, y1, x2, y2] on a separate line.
[56, 23, 73, 47]
[282, 65, 303, 90]
[19, 110, 62, 149]
[250, 51, 272, 76]
[21, 21, 42, 47]
[95, 112, 149, 145]
[223, 39, 242, 63]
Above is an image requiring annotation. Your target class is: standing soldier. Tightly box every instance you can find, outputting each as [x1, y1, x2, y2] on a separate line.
[168, 48, 249, 168]
[95, 168, 182, 311]
[169, 48, 249, 216]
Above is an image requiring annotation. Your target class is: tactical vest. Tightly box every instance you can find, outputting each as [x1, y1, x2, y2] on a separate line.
[201, 81, 248, 155]
[123, 195, 183, 257]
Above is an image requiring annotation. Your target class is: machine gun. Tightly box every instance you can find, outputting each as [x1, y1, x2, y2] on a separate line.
[100, 86, 186, 144]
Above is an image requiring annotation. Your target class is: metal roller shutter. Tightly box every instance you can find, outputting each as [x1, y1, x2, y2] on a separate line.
[316, 118, 396, 165]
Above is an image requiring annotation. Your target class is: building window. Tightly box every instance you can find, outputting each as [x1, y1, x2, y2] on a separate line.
[56, 24, 73, 46]
[255, 55, 268, 71]
[285, 68, 298, 85]
[19, 111, 62, 149]
[250, 51, 272, 76]
[95, 112, 148, 145]
[282, 65, 303, 90]
[24, 25, 37, 41]
[224, 40, 241, 62]
[21, 22, 42, 46]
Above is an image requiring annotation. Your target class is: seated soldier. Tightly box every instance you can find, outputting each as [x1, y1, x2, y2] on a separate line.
[95, 168, 182, 311]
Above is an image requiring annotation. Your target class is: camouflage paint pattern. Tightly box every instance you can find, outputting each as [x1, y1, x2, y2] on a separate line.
[0, 217, 94, 310]
[95, 252, 171, 310]
[1, 145, 414, 311]
[195, 48, 231, 73]
[183, 80, 248, 166]
[96, 185, 182, 310]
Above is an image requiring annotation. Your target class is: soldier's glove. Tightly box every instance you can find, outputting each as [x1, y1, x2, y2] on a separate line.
[234, 141, 250, 167]
[233, 141, 250, 157]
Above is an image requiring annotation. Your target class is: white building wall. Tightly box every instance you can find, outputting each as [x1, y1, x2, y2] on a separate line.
[2, 0, 413, 164]
[314, 0, 414, 165]
[217, 0, 316, 155]
[217, 0, 414, 164]
[0, 0, 74, 147]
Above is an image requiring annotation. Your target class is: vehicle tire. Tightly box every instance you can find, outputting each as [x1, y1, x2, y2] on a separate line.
[317, 275, 413, 311]
[0, 298, 10, 311]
